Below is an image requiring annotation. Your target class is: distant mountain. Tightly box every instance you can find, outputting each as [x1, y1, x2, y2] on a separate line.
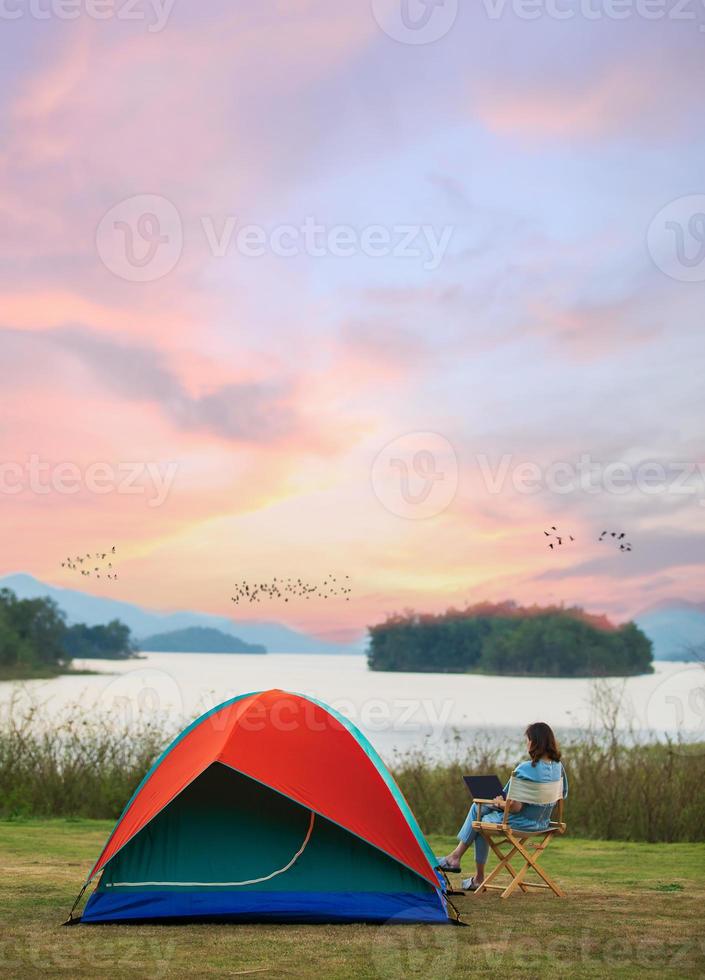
[637, 598, 705, 616]
[0, 574, 354, 654]
[634, 599, 705, 661]
[140, 626, 266, 654]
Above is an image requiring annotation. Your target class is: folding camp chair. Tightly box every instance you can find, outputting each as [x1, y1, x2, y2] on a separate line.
[471, 775, 566, 899]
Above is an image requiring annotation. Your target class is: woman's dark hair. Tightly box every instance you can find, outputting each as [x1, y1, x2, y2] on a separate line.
[525, 722, 561, 765]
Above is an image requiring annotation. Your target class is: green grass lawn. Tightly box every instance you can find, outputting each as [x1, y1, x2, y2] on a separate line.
[1, 820, 703, 979]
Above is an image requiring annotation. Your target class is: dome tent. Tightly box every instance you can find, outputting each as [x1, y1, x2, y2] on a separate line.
[72, 689, 449, 924]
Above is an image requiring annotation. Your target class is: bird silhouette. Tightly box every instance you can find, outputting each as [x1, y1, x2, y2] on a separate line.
[544, 526, 575, 549]
[599, 530, 632, 552]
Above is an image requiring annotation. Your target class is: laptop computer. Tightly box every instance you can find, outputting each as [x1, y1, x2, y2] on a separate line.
[463, 774, 505, 800]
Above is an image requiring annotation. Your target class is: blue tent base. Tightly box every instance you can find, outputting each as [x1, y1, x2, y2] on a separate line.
[81, 889, 450, 925]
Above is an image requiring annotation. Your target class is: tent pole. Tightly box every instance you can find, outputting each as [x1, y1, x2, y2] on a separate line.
[63, 881, 89, 926]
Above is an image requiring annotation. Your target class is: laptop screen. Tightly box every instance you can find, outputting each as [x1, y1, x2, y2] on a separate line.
[463, 774, 505, 800]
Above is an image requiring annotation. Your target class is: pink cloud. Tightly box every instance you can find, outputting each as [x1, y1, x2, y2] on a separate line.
[472, 52, 704, 142]
[526, 295, 662, 359]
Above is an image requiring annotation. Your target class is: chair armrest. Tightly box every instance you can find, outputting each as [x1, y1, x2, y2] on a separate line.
[474, 797, 505, 823]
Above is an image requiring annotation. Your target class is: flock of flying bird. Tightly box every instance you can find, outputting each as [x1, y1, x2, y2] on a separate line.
[231, 575, 352, 605]
[545, 527, 633, 552]
[59, 525, 633, 596]
[58, 551, 353, 604]
[61, 546, 118, 579]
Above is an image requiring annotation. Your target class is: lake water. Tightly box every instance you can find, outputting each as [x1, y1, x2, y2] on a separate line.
[1, 654, 703, 761]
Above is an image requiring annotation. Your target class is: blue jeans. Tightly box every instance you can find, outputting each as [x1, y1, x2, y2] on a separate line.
[457, 803, 490, 864]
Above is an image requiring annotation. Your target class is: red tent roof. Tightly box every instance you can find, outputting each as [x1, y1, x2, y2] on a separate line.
[90, 689, 438, 886]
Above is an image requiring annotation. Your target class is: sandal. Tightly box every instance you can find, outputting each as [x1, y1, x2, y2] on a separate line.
[436, 857, 462, 874]
[462, 876, 483, 891]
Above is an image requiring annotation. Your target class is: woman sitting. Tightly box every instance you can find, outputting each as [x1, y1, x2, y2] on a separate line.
[438, 721, 567, 891]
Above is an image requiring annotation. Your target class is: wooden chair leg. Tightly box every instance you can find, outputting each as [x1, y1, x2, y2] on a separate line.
[521, 834, 565, 897]
[476, 834, 521, 894]
[498, 834, 547, 897]
[505, 834, 565, 898]
[499, 858, 532, 898]
[486, 837, 529, 893]
[478, 835, 514, 887]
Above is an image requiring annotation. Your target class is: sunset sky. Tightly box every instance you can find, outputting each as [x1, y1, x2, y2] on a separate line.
[1, 2, 704, 643]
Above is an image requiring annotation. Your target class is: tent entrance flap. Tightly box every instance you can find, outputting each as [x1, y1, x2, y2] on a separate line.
[104, 809, 316, 888]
